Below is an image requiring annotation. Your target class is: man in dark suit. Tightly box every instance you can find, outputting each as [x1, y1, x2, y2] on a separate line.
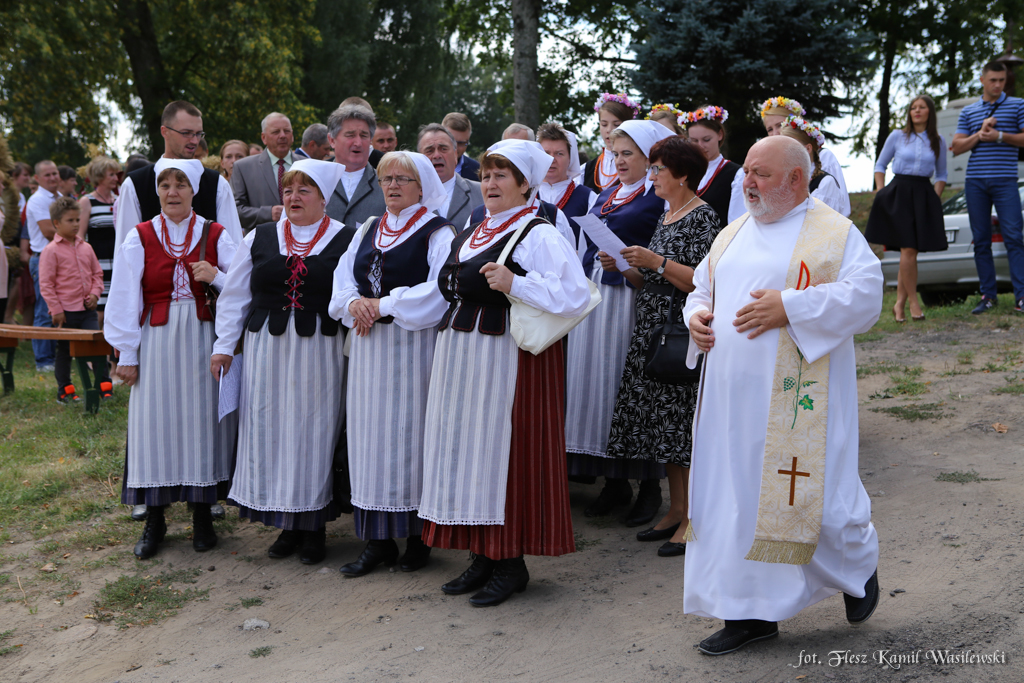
[230, 112, 294, 232]
[324, 104, 386, 230]
[443, 112, 480, 181]
[417, 123, 483, 231]
[294, 123, 330, 160]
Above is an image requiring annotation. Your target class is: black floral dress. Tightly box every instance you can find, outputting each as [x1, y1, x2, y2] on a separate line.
[605, 203, 721, 467]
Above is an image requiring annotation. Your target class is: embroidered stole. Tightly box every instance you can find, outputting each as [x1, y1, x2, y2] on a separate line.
[685, 200, 850, 565]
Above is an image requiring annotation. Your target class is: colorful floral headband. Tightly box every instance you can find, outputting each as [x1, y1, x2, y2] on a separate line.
[760, 96, 805, 118]
[646, 103, 683, 120]
[594, 93, 642, 118]
[678, 105, 729, 126]
[784, 116, 826, 147]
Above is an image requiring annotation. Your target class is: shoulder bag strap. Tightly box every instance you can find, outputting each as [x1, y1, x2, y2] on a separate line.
[496, 217, 545, 267]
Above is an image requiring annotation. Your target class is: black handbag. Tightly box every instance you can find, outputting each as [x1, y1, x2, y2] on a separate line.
[198, 220, 218, 319]
[643, 286, 702, 385]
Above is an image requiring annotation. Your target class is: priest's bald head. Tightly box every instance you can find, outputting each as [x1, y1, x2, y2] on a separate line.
[741, 137, 811, 223]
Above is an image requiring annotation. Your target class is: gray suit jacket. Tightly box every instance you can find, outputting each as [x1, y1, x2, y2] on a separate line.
[446, 175, 483, 231]
[231, 150, 286, 232]
[325, 166, 387, 230]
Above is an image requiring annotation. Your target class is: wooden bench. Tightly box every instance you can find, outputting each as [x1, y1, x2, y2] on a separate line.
[0, 324, 113, 414]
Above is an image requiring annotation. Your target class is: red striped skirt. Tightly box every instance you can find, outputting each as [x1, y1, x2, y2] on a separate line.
[423, 340, 575, 559]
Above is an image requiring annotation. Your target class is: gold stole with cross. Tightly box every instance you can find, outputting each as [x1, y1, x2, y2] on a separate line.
[685, 199, 851, 565]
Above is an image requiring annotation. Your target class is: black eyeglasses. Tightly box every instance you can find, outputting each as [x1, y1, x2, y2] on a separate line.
[165, 126, 206, 140]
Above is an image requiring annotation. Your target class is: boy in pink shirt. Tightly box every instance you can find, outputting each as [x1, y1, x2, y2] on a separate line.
[38, 197, 112, 403]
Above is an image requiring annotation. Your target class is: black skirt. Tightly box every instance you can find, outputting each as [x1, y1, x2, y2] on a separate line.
[865, 174, 947, 252]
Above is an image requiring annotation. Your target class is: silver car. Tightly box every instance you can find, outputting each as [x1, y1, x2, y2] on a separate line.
[879, 184, 1012, 305]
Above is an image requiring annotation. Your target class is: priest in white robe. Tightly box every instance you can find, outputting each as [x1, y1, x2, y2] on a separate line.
[683, 136, 882, 656]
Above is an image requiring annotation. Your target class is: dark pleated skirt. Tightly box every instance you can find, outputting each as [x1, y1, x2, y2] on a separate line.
[353, 507, 424, 540]
[233, 502, 340, 532]
[865, 174, 948, 252]
[122, 481, 230, 506]
[566, 452, 666, 479]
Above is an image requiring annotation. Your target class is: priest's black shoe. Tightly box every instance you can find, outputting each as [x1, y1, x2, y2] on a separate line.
[583, 478, 632, 517]
[267, 529, 301, 558]
[339, 539, 399, 577]
[192, 503, 218, 552]
[299, 529, 327, 565]
[441, 554, 496, 595]
[400, 535, 431, 572]
[133, 505, 166, 560]
[624, 479, 663, 527]
[636, 522, 679, 542]
[844, 569, 879, 624]
[658, 541, 686, 557]
[469, 556, 529, 607]
[698, 619, 779, 655]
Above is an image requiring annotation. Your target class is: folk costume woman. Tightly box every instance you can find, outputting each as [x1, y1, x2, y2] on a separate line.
[105, 158, 238, 560]
[419, 140, 591, 607]
[583, 93, 641, 193]
[780, 116, 848, 215]
[648, 103, 685, 135]
[328, 152, 456, 577]
[680, 106, 742, 228]
[211, 159, 352, 565]
[537, 123, 597, 251]
[565, 120, 673, 527]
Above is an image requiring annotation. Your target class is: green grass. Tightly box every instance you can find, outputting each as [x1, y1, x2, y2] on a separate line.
[888, 366, 928, 397]
[868, 291, 1019, 335]
[240, 597, 264, 608]
[935, 470, 1001, 484]
[870, 402, 946, 422]
[92, 568, 208, 629]
[0, 629, 17, 656]
[993, 376, 1024, 395]
[250, 646, 273, 658]
[956, 351, 974, 365]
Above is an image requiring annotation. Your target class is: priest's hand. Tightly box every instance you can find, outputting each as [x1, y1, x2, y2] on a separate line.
[210, 354, 232, 380]
[480, 262, 514, 293]
[689, 310, 715, 352]
[733, 289, 788, 339]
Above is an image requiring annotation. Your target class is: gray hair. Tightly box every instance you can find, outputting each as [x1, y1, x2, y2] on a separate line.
[416, 123, 456, 150]
[502, 123, 535, 141]
[301, 123, 328, 147]
[779, 136, 813, 189]
[327, 104, 376, 139]
[261, 112, 291, 133]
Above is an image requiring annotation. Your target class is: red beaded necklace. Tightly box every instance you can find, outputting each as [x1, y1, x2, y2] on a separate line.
[158, 211, 197, 260]
[283, 215, 331, 258]
[555, 180, 577, 209]
[376, 206, 428, 250]
[593, 150, 617, 190]
[599, 182, 645, 217]
[468, 205, 535, 250]
[696, 157, 728, 197]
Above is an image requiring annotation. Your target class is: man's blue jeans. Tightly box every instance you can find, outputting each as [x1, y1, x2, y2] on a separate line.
[965, 177, 1024, 300]
[28, 254, 55, 366]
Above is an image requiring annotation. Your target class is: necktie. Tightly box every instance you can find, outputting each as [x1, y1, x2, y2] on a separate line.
[277, 158, 285, 203]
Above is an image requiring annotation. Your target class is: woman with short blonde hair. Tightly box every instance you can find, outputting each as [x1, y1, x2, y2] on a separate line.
[78, 156, 122, 315]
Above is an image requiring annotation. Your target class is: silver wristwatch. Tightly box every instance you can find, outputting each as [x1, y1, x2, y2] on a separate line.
[656, 257, 668, 275]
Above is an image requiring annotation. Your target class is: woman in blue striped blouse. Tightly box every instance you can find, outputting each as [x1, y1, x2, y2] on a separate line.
[866, 95, 948, 322]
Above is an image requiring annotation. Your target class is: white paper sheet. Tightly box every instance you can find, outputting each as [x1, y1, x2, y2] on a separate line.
[218, 353, 242, 422]
[577, 214, 629, 272]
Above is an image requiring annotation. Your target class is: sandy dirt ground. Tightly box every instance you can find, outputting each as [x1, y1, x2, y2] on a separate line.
[2, 326, 1022, 683]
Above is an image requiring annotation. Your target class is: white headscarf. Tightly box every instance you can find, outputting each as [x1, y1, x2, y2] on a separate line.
[484, 140, 554, 189]
[154, 157, 203, 194]
[614, 120, 676, 160]
[379, 151, 447, 213]
[564, 129, 582, 178]
[289, 158, 344, 203]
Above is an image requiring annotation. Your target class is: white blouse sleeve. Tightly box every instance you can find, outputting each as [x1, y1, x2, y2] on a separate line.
[212, 231, 256, 356]
[328, 227, 366, 326]
[210, 228, 238, 292]
[683, 253, 713, 369]
[727, 169, 746, 224]
[379, 225, 455, 330]
[103, 228, 146, 365]
[215, 176, 244, 245]
[508, 224, 591, 318]
[113, 179, 142, 255]
[810, 175, 847, 217]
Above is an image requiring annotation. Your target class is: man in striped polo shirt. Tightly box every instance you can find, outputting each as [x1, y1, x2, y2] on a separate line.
[952, 61, 1024, 314]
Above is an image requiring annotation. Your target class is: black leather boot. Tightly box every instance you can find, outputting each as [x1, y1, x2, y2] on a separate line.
[299, 528, 327, 565]
[339, 539, 399, 577]
[698, 619, 778, 655]
[469, 556, 529, 607]
[441, 554, 496, 595]
[624, 479, 663, 527]
[131, 504, 148, 521]
[192, 503, 218, 552]
[268, 529, 302, 558]
[583, 478, 633, 517]
[400, 535, 431, 572]
[133, 505, 166, 560]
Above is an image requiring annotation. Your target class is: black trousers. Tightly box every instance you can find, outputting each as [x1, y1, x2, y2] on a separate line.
[54, 309, 109, 392]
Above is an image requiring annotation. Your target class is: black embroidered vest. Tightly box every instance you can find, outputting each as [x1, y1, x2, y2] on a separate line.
[128, 163, 220, 223]
[698, 160, 741, 228]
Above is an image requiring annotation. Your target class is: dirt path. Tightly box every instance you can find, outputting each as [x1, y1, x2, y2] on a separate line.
[2, 326, 1022, 683]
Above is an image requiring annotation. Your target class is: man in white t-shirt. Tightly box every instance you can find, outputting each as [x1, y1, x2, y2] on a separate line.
[24, 160, 61, 371]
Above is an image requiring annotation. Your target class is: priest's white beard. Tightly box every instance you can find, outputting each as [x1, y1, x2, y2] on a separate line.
[744, 182, 795, 222]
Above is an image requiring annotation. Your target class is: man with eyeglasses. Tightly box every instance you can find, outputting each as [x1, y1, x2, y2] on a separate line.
[442, 112, 480, 181]
[416, 123, 482, 231]
[114, 100, 242, 251]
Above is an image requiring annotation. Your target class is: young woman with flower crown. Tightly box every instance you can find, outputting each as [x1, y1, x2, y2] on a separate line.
[648, 103, 685, 135]
[780, 116, 847, 215]
[583, 93, 642, 192]
[680, 106, 742, 228]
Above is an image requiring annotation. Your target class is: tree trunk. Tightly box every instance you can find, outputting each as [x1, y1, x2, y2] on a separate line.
[510, 0, 540, 130]
[875, 33, 897, 162]
[115, 0, 174, 155]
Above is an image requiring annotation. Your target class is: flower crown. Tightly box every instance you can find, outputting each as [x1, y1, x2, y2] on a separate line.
[678, 105, 729, 126]
[594, 93, 642, 118]
[784, 116, 826, 147]
[645, 103, 683, 120]
[760, 96, 805, 118]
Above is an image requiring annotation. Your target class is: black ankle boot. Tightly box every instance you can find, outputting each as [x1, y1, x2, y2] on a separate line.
[134, 505, 166, 560]
[697, 619, 779, 655]
[584, 477, 633, 517]
[299, 528, 327, 565]
[192, 503, 218, 552]
[441, 554, 496, 595]
[339, 539, 399, 577]
[469, 556, 529, 607]
[400, 535, 431, 572]
[268, 529, 302, 558]
[624, 479, 663, 527]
